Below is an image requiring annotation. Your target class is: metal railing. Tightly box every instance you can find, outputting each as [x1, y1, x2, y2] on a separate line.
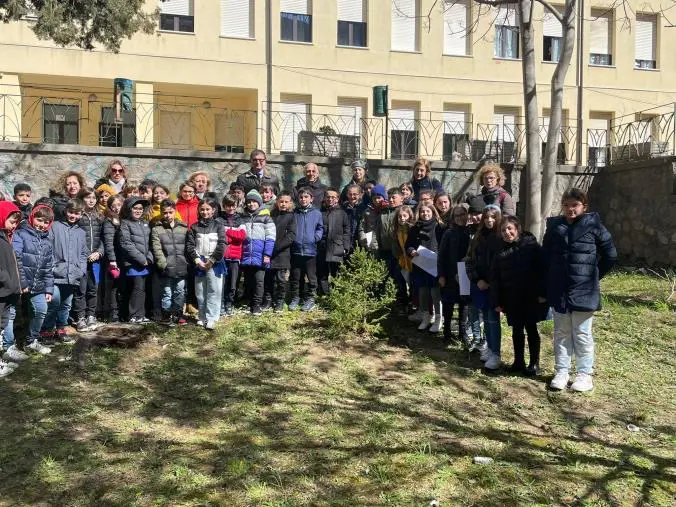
[610, 110, 675, 163]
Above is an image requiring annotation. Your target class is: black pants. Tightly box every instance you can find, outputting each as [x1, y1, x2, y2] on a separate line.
[0, 294, 18, 335]
[185, 264, 197, 307]
[268, 268, 290, 305]
[290, 255, 317, 301]
[242, 266, 265, 309]
[127, 275, 146, 319]
[104, 270, 124, 322]
[73, 264, 99, 321]
[510, 318, 541, 366]
[222, 261, 240, 309]
[443, 300, 468, 339]
[317, 259, 341, 296]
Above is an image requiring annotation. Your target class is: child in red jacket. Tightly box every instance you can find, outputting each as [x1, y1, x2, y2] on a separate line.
[219, 194, 246, 316]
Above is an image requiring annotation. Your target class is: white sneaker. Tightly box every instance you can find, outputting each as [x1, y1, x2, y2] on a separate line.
[407, 310, 422, 322]
[205, 321, 216, 331]
[0, 363, 14, 377]
[26, 339, 51, 355]
[196, 320, 205, 327]
[417, 313, 432, 331]
[550, 371, 570, 390]
[570, 372, 593, 392]
[3, 345, 29, 362]
[86, 316, 101, 330]
[429, 314, 443, 333]
[479, 345, 492, 362]
[484, 353, 501, 370]
[0, 359, 19, 369]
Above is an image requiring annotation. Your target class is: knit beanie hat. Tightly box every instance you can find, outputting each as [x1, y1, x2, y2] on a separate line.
[467, 194, 486, 213]
[372, 184, 388, 200]
[95, 183, 117, 196]
[246, 189, 263, 205]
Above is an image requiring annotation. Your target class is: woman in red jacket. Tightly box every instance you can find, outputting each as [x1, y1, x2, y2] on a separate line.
[175, 182, 199, 228]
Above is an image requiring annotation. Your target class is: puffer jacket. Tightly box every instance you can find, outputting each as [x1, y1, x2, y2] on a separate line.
[491, 233, 546, 321]
[151, 220, 189, 278]
[50, 220, 88, 285]
[219, 212, 247, 261]
[176, 197, 199, 228]
[376, 206, 398, 253]
[79, 210, 104, 256]
[240, 208, 276, 267]
[342, 201, 366, 249]
[0, 201, 22, 298]
[320, 205, 350, 263]
[410, 176, 443, 200]
[271, 210, 296, 270]
[185, 217, 226, 265]
[12, 206, 54, 295]
[292, 205, 323, 257]
[102, 216, 122, 264]
[357, 205, 381, 252]
[542, 212, 617, 313]
[119, 198, 152, 269]
[466, 228, 502, 284]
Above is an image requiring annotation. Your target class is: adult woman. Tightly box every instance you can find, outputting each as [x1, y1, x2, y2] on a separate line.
[188, 171, 211, 200]
[95, 160, 128, 194]
[50, 171, 86, 219]
[340, 160, 368, 203]
[409, 157, 443, 200]
[476, 163, 516, 216]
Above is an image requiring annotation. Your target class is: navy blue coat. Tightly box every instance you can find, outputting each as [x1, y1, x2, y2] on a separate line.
[410, 176, 443, 200]
[292, 206, 324, 257]
[542, 213, 617, 313]
[50, 220, 88, 286]
[13, 222, 54, 295]
[342, 201, 366, 249]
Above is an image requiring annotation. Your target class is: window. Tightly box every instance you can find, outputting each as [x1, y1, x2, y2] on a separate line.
[587, 116, 610, 168]
[542, 9, 562, 62]
[279, 96, 310, 153]
[390, 104, 418, 159]
[635, 15, 657, 69]
[338, 98, 367, 156]
[494, 7, 519, 58]
[442, 106, 470, 160]
[493, 109, 517, 162]
[589, 10, 612, 65]
[43, 103, 78, 144]
[160, 0, 194, 33]
[391, 0, 418, 52]
[159, 110, 191, 149]
[100, 107, 136, 148]
[221, 0, 254, 38]
[443, 0, 469, 56]
[281, 0, 312, 43]
[338, 0, 367, 47]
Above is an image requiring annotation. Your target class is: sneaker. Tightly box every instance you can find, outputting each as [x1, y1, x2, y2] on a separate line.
[524, 363, 540, 377]
[26, 339, 51, 355]
[139, 317, 151, 324]
[0, 363, 15, 377]
[225, 305, 234, 317]
[479, 345, 492, 362]
[75, 318, 89, 332]
[205, 321, 216, 331]
[167, 316, 177, 328]
[196, 320, 205, 327]
[1, 359, 19, 369]
[507, 362, 526, 374]
[40, 330, 57, 346]
[3, 345, 29, 362]
[86, 316, 101, 330]
[57, 328, 75, 345]
[288, 298, 300, 311]
[483, 353, 501, 371]
[260, 299, 272, 312]
[273, 301, 285, 313]
[417, 313, 432, 331]
[429, 315, 443, 334]
[301, 299, 315, 312]
[549, 371, 570, 390]
[570, 372, 593, 392]
[252, 306, 263, 316]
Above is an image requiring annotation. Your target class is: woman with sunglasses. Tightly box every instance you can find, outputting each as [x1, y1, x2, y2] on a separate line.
[95, 160, 128, 194]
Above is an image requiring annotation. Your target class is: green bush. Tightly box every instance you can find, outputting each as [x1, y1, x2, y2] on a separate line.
[326, 248, 396, 338]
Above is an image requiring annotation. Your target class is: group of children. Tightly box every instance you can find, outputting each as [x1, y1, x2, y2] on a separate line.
[0, 157, 617, 393]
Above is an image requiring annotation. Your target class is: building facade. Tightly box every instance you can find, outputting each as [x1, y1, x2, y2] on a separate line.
[0, 0, 673, 166]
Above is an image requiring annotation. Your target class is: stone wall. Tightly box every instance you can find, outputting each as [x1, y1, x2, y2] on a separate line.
[588, 157, 676, 266]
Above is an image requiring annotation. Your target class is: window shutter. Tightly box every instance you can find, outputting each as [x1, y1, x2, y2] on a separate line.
[160, 111, 191, 149]
[587, 118, 608, 148]
[390, 107, 416, 131]
[280, 0, 309, 14]
[280, 100, 309, 152]
[543, 11, 562, 37]
[338, 100, 365, 136]
[160, 0, 191, 16]
[494, 113, 515, 142]
[443, 0, 468, 55]
[221, 0, 252, 38]
[496, 6, 517, 26]
[635, 16, 655, 61]
[443, 111, 466, 134]
[589, 14, 609, 54]
[338, 0, 364, 23]
[391, 0, 417, 51]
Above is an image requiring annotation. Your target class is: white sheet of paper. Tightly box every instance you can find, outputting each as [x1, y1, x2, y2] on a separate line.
[412, 246, 438, 277]
[457, 261, 471, 295]
[364, 231, 374, 248]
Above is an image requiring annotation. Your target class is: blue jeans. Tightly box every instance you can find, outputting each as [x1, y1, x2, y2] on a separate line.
[2, 304, 16, 348]
[484, 307, 501, 356]
[27, 293, 49, 341]
[195, 269, 223, 323]
[553, 311, 595, 375]
[44, 284, 76, 330]
[160, 277, 186, 315]
[467, 304, 482, 341]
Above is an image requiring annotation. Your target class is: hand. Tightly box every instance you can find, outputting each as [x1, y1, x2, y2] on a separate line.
[477, 280, 490, 291]
[109, 261, 117, 267]
[196, 260, 207, 270]
[88, 252, 101, 262]
[438, 276, 446, 288]
[45, 294, 52, 303]
[537, 297, 547, 303]
[409, 251, 418, 258]
[263, 255, 271, 265]
[22, 287, 29, 294]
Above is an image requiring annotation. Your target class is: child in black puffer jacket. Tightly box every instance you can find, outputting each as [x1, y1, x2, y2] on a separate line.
[491, 216, 548, 376]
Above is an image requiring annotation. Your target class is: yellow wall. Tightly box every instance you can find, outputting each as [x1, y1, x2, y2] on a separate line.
[0, 0, 673, 160]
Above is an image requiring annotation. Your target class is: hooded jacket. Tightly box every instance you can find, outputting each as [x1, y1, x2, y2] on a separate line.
[176, 196, 199, 228]
[186, 216, 227, 265]
[151, 219, 189, 278]
[50, 218, 88, 286]
[79, 209, 104, 256]
[240, 207, 276, 267]
[292, 205, 323, 257]
[320, 205, 350, 263]
[119, 197, 153, 269]
[218, 212, 247, 261]
[0, 201, 22, 298]
[12, 205, 55, 295]
[542, 212, 617, 313]
[271, 209, 296, 270]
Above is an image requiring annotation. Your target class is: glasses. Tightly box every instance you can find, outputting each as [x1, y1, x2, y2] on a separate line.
[110, 168, 124, 174]
[484, 175, 497, 181]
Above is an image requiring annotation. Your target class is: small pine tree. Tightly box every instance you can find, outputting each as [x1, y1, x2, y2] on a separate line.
[326, 248, 396, 339]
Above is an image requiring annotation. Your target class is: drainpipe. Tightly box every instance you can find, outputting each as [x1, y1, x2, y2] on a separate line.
[575, 0, 584, 167]
[265, 0, 273, 153]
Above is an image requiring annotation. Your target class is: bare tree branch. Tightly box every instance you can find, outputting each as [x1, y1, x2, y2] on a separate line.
[534, 0, 564, 24]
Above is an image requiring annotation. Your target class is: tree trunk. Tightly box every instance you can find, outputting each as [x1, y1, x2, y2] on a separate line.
[518, 0, 542, 236]
[540, 0, 577, 237]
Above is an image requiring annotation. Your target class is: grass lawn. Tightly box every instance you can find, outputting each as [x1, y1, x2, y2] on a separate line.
[0, 271, 674, 506]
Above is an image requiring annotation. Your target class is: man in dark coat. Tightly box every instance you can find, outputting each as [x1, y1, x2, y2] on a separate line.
[292, 162, 327, 208]
[235, 149, 280, 195]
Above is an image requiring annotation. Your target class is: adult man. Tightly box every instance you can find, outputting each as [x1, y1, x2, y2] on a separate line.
[235, 149, 280, 195]
[292, 162, 327, 207]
